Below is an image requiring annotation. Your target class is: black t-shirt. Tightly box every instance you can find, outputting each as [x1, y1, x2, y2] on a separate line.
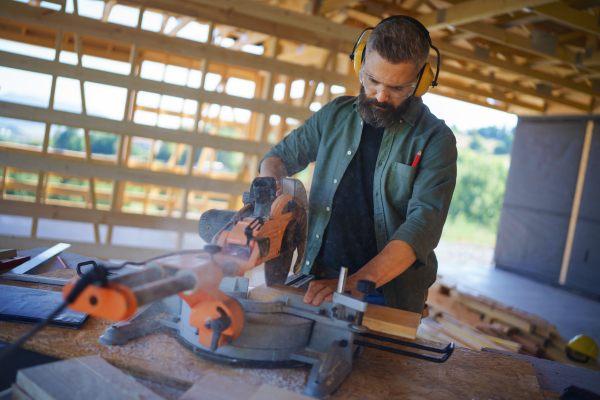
[315, 121, 385, 277]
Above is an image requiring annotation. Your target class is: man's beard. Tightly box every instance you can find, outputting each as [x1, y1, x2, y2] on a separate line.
[357, 85, 413, 128]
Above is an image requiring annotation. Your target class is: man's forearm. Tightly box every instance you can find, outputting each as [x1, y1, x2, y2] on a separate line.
[347, 240, 417, 290]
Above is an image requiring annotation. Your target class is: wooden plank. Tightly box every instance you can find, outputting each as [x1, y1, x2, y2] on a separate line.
[437, 77, 545, 112]
[436, 58, 592, 112]
[317, 0, 356, 15]
[0, 51, 313, 122]
[0, 249, 17, 259]
[426, 283, 484, 326]
[0, 102, 273, 158]
[0, 199, 198, 232]
[453, 291, 535, 332]
[0, 2, 359, 91]
[458, 22, 600, 68]
[0, 148, 249, 196]
[124, 0, 358, 52]
[533, 2, 600, 38]
[248, 284, 421, 339]
[16, 356, 164, 400]
[434, 40, 599, 97]
[419, 0, 556, 31]
[559, 119, 594, 285]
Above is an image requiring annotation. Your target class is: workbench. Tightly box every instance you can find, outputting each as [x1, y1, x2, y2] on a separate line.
[0, 248, 548, 399]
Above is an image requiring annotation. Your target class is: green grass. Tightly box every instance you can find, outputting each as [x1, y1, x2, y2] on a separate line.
[441, 214, 497, 246]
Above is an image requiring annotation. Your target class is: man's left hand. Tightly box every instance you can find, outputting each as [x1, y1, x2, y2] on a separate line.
[303, 279, 338, 306]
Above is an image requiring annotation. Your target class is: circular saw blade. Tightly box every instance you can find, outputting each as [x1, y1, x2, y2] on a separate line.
[263, 179, 308, 286]
[289, 180, 308, 275]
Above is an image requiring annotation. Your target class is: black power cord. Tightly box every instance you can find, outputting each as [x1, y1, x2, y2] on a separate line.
[0, 248, 208, 364]
[0, 264, 108, 364]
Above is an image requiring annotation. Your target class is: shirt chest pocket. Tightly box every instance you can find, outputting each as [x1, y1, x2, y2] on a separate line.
[385, 162, 417, 211]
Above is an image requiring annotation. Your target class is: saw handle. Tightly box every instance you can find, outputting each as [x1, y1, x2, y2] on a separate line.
[207, 307, 232, 351]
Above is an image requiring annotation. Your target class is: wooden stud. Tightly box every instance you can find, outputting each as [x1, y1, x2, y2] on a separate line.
[559, 119, 594, 285]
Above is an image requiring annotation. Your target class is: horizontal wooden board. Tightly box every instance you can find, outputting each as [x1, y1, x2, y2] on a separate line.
[0, 148, 249, 195]
[0, 51, 313, 122]
[0, 199, 198, 233]
[0, 101, 274, 157]
[0, 2, 359, 91]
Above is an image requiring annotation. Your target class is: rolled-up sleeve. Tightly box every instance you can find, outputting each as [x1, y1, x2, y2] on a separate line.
[259, 102, 332, 176]
[390, 133, 457, 265]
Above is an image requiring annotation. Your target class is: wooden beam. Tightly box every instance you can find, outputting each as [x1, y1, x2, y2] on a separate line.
[418, 0, 557, 31]
[0, 101, 274, 157]
[533, 2, 600, 37]
[317, 0, 357, 15]
[0, 199, 198, 232]
[0, 2, 359, 91]
[359, 1, 416, 18]
[346, 8, 381, 26]
[101, 0, 117, 23]
[433, 40, 599, 97]
[0, 148, 250, 196]
[436, 60, 592, 111]
[119, 0, 359, 53]
[435, 89, 508, 111]
[165, 16, 192, 37]
[228, 32, 269, 51]
[559, 119, 594, 285]
[458, 22, 600, 67]
[0, 51, 312, 121]
[437, 78, 546, 112]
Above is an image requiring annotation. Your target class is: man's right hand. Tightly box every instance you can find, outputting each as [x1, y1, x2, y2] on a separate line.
[259, 156, 288, 195]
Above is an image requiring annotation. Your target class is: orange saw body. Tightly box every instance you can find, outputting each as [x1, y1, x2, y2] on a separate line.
[63, 177, 308, 351]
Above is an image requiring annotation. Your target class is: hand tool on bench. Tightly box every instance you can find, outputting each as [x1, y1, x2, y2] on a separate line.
[61, 177, 454, 399]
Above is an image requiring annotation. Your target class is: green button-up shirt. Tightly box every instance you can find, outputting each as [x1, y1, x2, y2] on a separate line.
[261, 96, 457, 310]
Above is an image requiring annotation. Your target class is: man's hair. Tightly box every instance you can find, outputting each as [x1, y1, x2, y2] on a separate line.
[365, 18, 430, 71]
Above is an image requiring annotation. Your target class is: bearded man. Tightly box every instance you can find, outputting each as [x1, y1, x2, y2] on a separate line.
[259, 17, 457, 314]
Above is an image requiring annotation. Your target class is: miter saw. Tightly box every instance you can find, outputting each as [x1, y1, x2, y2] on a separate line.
[62, 177, 454, 399]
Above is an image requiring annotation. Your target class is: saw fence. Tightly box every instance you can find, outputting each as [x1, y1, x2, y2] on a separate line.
[420, 277, 600, 372]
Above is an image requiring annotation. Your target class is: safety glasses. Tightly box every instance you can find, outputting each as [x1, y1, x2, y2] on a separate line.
[359, 68, 417, 100]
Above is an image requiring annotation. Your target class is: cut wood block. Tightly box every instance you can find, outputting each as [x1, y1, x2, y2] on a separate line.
[16, 355, 165, 400]
[180, 373, 313, 400]
[0, 249, 17, 259]
[248, 284, 421, 339]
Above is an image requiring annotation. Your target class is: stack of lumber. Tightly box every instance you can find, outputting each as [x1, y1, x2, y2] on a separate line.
[420, 277, 600, 372]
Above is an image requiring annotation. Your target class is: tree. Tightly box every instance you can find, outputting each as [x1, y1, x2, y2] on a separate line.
[448, 150, 509, 230]
[90, 131, 118, 155]
[52, 127, 84, 151]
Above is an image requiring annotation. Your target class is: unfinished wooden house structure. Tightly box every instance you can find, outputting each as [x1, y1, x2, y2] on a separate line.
[1, 0, 599, 262]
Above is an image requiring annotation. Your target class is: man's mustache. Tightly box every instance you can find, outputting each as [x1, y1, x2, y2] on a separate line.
[365, 98, 393, 110]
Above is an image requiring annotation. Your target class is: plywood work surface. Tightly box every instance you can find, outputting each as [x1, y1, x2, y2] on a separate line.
[0, 272, 544, 399]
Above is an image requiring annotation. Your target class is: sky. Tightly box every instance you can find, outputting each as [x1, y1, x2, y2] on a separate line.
[0, 0, 518, 135]
[423, 93, 518, 132]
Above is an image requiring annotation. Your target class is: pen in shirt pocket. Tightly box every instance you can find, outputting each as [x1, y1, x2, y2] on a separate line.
[411, 151, 422, 167]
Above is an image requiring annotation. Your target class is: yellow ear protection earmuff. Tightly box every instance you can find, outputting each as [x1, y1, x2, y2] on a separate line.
[349, 15, 440, 98]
